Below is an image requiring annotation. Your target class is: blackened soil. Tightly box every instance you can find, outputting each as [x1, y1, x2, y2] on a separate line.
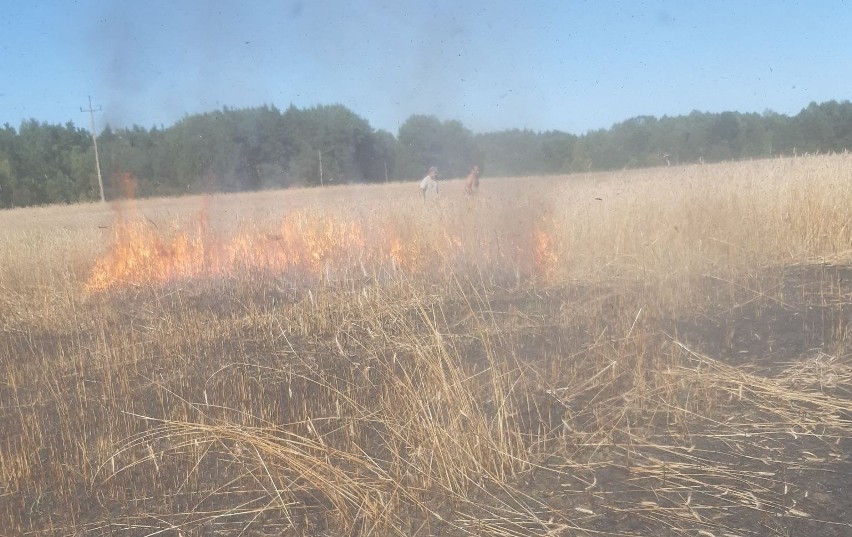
[674, 264, 851, 373]
[4, 264, 851, 536]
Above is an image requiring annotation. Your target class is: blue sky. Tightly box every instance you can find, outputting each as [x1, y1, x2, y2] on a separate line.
[1, 1, 850, 135]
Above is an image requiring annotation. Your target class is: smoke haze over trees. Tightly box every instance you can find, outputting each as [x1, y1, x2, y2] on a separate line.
[1, 100, 851, 208]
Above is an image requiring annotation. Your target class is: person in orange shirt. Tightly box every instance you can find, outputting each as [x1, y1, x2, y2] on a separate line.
[464, 165, 480, 195]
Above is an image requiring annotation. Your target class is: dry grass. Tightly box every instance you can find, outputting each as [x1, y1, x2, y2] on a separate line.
[1, 154, 851, 536]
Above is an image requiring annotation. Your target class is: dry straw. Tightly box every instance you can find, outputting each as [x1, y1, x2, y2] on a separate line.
[1, 154, 851, 535]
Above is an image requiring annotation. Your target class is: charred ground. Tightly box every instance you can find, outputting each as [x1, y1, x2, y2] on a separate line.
[2, 262, 850, 536]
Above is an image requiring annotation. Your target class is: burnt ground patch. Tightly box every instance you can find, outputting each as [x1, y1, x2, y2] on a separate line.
[3, 264, 852, 536]
[674, 264, 852, 373]
[489, 263, 852, 536]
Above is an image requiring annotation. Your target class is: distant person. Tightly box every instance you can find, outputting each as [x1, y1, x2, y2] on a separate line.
[420, 166, 439, 200]
[464, 165, 480, 195]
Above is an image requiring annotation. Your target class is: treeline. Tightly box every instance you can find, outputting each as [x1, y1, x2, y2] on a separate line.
[1, 100, 851, 208]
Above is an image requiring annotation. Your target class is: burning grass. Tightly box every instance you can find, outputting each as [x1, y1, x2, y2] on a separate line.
[1, 155, 852, 536]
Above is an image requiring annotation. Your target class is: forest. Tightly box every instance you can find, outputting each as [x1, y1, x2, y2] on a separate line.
[0, 99, 850, 208]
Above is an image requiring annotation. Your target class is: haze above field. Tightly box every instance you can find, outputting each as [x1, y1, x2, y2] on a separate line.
[2, 1, 851, 135]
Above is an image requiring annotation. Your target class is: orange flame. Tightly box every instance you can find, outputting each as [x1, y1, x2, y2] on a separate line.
[87, 209, 366, 291]
[533, 221, 559, 279]
[388, 237, 420, 272]
[86, 201, 561, 291]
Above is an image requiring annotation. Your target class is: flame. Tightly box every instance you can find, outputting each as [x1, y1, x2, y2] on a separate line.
[86, 199, 562, 291]
[388, 237, 420, 272]
[87, 209, 366, 291]
[533, 221, 559, 279]
[87, 221, 207, 290]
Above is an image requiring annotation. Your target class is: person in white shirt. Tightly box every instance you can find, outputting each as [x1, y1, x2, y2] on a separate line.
[419, 166, 439, 200]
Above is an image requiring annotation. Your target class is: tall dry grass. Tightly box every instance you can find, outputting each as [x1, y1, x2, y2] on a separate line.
[1, 155, 851, 536]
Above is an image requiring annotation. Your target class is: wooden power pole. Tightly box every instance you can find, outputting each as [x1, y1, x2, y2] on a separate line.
[81, 96, 105, 202]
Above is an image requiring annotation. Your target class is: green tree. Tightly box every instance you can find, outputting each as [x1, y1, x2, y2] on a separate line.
[0, 124, 17, 207]
[397, 115, 476, 179]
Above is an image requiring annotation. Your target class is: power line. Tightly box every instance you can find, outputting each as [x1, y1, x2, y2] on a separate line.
[81, 96, 105, 202]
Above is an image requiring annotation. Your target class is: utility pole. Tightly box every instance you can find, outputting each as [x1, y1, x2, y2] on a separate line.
[81, 96, 105, 202]
[318, 149, 324, 187]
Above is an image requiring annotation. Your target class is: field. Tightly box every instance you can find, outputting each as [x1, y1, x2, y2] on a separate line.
[1, 155, 851, 536]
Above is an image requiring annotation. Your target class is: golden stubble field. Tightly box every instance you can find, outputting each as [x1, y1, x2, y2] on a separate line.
[1, 156, 851, 536]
